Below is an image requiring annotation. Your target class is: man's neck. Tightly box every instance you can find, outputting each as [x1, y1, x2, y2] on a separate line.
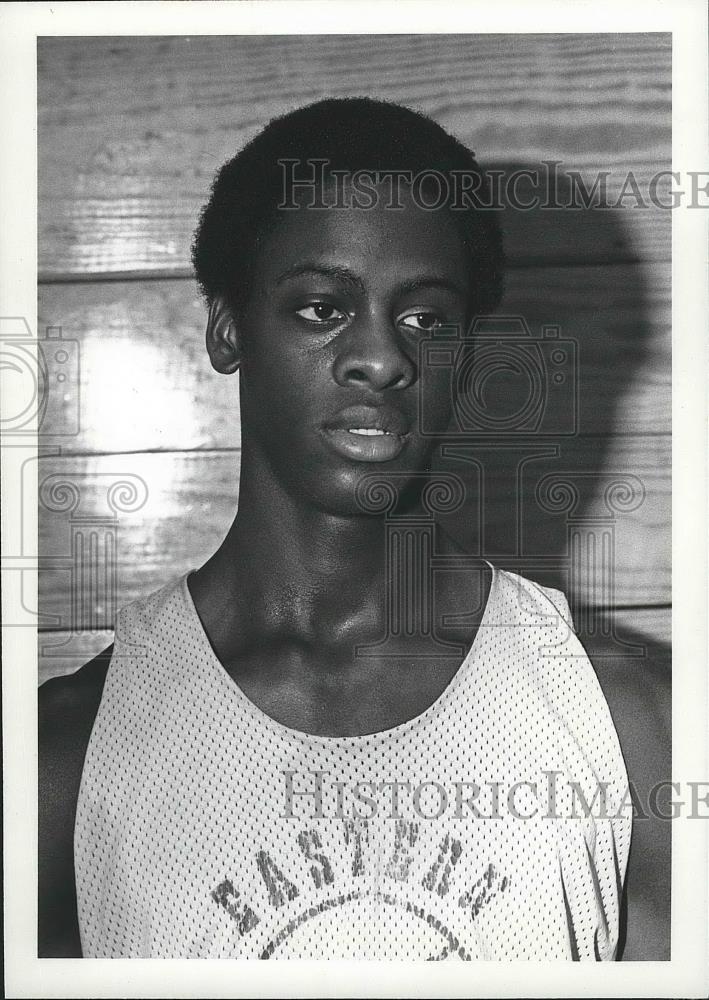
[186, 447, 488, 666]
[189, 463, 402, 648]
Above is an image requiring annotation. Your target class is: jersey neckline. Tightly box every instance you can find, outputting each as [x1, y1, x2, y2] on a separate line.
[177, 561, 499, 746]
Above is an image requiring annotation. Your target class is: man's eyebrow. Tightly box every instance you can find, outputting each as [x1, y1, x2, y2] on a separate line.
[395, 276, 467, 297]
[275, 265, 466, 298]
[275, 264, 366, 291]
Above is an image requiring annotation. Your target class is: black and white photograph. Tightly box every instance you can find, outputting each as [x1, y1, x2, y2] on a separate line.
[1, 1, 707, 996]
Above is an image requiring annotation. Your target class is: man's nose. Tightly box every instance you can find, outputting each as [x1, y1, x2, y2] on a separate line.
[332, 314, 416, 392]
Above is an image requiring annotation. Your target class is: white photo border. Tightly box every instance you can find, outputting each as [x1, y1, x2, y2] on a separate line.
[1, 1, 707, 997]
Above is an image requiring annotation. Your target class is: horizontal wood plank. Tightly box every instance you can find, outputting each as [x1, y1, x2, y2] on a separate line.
[434, 432, 670, 606]
[609, 607, 671, 650]
[35, 261, 670, 453]
[38, 34, 671, 276]
[37, 436, 669, 636]
[37, 606, 671, 685]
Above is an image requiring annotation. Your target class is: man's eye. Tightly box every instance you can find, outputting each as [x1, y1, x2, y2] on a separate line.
[295, 302, 346, 323]
[398, 312, 442, 332]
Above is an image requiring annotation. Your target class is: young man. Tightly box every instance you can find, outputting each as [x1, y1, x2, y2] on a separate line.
[39, 98, 669, 960]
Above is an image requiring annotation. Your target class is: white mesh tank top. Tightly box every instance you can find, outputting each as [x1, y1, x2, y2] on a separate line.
[75, 566, 631, 960]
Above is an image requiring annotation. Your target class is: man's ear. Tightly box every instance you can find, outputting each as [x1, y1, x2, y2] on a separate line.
[205, 296, 242, 374]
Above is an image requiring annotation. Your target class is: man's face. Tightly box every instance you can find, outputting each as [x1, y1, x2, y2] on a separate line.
[235, 184, 471, 515]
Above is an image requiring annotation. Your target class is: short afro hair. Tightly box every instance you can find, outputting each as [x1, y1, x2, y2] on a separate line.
[192, 97, 504, 316]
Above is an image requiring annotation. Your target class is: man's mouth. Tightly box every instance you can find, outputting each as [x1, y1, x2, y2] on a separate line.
[324, 427, 406, 462]
[323, 407, 410, 462]
[347, 428, 395, 437]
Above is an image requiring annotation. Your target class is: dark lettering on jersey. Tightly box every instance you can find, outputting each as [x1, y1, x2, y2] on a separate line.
[255, 850, 299, 908]
[458, 863, 509, 920]
[342, 817, 369, 876]
[384, 818, 420, 881]
[212, 822, 509, 955]
[296, 829, 335, 889]
[422, 834, 463, 897]
[210, 878, 260, 935]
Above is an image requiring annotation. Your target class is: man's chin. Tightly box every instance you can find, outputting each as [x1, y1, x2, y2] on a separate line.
[307, 462, 438, 519]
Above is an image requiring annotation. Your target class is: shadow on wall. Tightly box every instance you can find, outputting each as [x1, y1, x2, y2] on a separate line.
[428, 162, 671, 961]
[429, 163, 668, 641]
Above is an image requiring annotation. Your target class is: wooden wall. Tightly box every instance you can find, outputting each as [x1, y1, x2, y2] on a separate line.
[37, 34, 671, 681]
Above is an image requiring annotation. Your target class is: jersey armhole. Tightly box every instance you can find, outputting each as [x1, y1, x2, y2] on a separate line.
[525, 578, 576, 632]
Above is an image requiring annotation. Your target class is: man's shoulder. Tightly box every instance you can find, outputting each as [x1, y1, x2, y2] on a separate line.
[38, 644, 114, 957]
[39, 645, 114, 750]
[586, 632, 671, 767]
[40, 570, 190, 746]
[578, 625, 671, 961]
[39, 643, 115, 830]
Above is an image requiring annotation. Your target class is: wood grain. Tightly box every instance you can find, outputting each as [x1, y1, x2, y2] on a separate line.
[38, 605, 671, 685]
[38, 34, 671, 277]
[608, 607, 671, 650]
[37, 436, 669, 639]
[36, 261, 670, 453]
[35, 32, 671, 659]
